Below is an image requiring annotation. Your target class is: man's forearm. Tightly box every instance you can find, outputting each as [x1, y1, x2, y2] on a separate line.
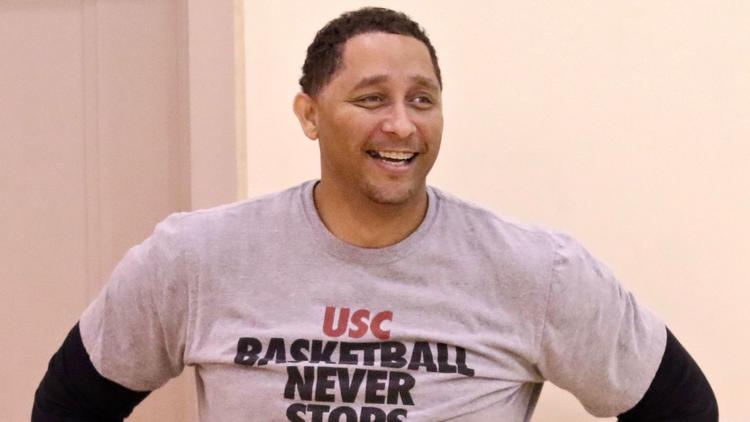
[32, 323, 150, 422]
[618, 327, 718, 421]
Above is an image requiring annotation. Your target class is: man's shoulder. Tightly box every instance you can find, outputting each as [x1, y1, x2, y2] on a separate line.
[199, 181, 310, 215]
[155, 181, 312, 240]
[429, 186, 568, 249]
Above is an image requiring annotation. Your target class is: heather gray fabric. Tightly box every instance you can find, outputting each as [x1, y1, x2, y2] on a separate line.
[80, 181, 666, 421]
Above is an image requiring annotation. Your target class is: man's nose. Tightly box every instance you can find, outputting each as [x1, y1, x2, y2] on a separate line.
[381, 103, 416, 139]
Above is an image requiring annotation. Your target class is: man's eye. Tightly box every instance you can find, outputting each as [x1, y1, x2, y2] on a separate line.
[355, 95, 385, 107]
[411, 95, 434, 108]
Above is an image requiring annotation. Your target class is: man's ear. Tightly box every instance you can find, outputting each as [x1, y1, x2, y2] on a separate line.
[293, 92, 319, 140]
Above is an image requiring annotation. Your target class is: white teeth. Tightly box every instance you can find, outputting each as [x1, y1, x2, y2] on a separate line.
[377, 151, 415, 160]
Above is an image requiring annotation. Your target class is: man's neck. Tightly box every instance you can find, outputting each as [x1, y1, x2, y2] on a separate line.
[312, 181, 428, 248]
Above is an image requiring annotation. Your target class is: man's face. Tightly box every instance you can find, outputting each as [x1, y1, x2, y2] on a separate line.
[311, 32, 443, 206]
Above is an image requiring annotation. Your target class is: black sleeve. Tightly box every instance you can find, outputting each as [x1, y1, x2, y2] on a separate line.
[32, 323, 151, 422]
[618, 327, 718, 422]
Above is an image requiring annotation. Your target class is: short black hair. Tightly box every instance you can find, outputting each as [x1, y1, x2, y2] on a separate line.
[299, 7, 442, 97]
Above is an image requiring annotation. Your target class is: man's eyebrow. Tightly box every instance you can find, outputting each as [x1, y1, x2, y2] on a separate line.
[351, 75, 389, 91]
[350, 74, 441, 92]
[409, 75, 440, 92]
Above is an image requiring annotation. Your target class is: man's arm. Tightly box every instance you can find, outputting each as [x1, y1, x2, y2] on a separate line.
[32, 323, 150, 422]
[618, 327, 718, 422]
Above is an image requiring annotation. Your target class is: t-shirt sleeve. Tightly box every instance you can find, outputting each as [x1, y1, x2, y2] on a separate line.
[536, 233, 667, 417]
[79, 213, 192, 392]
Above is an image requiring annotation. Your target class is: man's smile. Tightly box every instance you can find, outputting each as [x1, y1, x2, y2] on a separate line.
[366, 150, 418, 166]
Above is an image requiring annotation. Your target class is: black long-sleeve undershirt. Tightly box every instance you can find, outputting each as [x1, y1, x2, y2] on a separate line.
[618, 327, 718, 421]
[33, 324, 717, 421]
[32, 323, 149, 422]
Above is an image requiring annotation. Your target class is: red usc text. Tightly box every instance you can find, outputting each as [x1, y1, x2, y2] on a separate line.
[323, 306, 393, 340]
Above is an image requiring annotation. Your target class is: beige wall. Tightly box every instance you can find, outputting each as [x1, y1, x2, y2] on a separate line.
[245, 1, 749, 420]
[2, 0, 744, 420]
[1, 0, 242, 420]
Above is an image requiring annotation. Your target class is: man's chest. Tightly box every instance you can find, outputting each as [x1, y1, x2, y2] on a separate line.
[183, 257, 547, 421]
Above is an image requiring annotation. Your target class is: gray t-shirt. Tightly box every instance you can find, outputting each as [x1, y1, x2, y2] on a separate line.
[80, 181, 666, 421]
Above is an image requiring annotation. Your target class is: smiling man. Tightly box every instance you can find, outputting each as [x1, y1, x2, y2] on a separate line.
[34, 7, 716, 422]
[294, 30, 443, 248]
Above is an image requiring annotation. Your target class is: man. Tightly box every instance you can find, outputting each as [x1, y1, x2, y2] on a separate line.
[34, 7, 717, 422]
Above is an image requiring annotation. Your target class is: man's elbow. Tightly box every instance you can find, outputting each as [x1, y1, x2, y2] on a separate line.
[32, 323, 150, 422]
[618, 327, 717, 421]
